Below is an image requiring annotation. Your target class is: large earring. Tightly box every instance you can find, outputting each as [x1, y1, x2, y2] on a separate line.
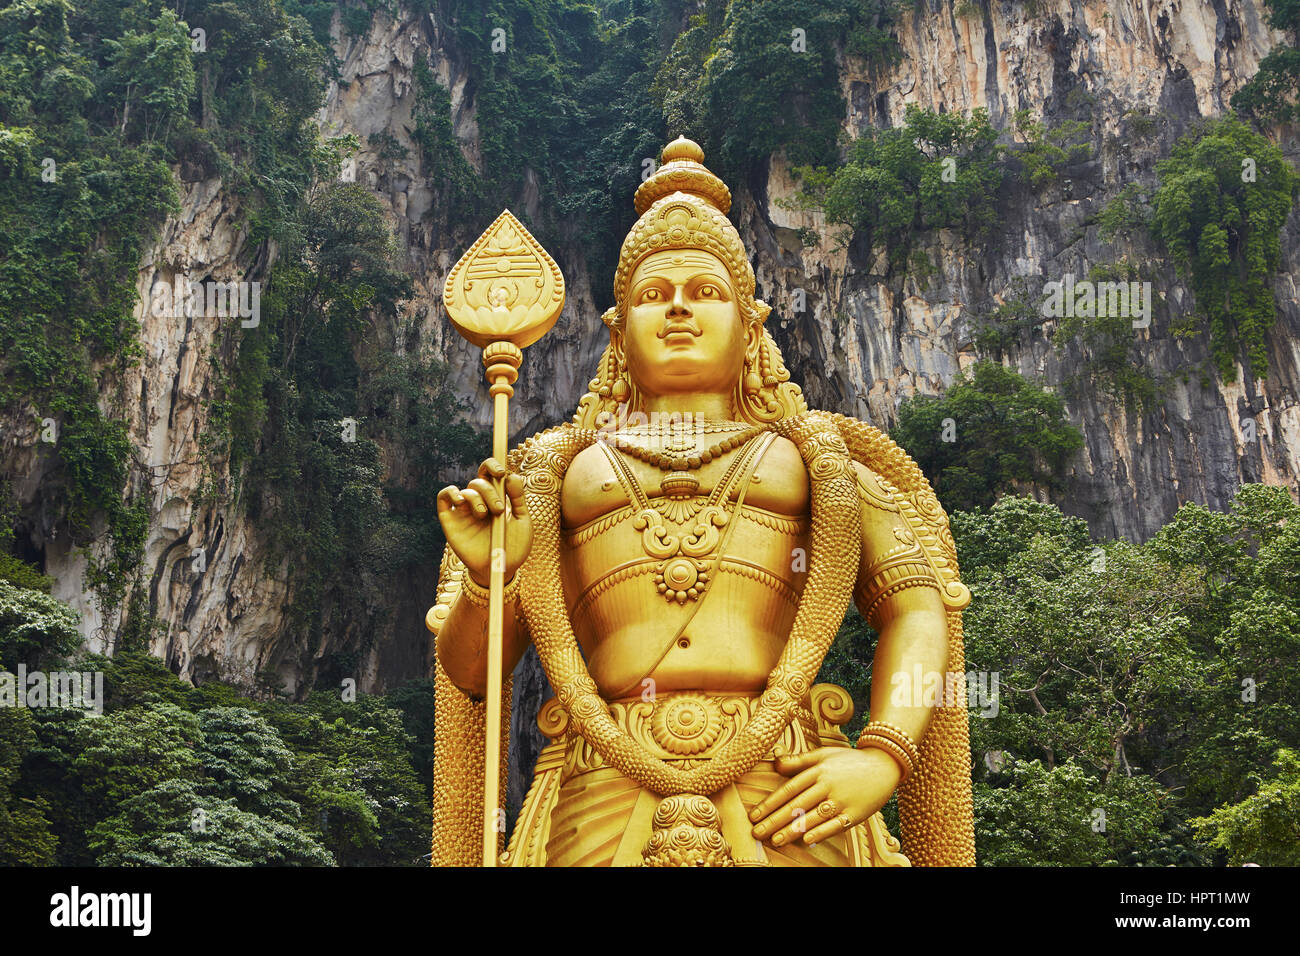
[610, 332, 631, 403]
[743, 333, 762, 394]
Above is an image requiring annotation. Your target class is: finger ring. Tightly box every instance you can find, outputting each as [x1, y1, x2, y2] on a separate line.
[838, 814, 852, 829]
[817, 800, 838, 819]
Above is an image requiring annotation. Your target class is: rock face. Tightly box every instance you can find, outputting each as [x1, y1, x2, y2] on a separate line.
[5, 0, 1299, 712]
[761, 0, 1300, 542]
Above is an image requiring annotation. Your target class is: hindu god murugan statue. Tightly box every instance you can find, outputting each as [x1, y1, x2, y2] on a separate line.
[427, 137, 975, 866]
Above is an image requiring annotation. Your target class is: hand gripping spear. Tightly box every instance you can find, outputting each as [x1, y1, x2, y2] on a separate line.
[442, 210, 564, 866]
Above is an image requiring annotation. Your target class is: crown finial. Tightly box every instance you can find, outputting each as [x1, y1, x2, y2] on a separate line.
[661, 136, 705, 165]
[633, 136, 731, 216]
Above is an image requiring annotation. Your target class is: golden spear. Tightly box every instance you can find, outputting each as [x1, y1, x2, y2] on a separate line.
[442, 210, 564, 866]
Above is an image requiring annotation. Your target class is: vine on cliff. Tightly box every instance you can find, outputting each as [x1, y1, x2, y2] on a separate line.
[788, 104, 1004, 269]
[1148, 116, 1298, 380]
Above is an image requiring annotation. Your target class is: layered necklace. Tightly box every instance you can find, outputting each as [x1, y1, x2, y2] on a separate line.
[607, 419, 767, 519]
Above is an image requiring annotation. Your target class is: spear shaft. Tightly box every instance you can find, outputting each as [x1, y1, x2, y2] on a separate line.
[481, 342, 521, 867]
[440, 209, 563, 868]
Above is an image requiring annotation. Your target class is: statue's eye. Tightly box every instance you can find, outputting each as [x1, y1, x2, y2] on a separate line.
[641, 289, 661, 302]
[698, 285, 719, 298]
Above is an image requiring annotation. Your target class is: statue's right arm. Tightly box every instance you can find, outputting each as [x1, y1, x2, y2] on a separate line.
[435, 458, 533, 698]
[436, 574, 528, 699]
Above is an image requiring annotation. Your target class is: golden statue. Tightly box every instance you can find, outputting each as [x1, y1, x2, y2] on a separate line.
[428, 138, 976, 866]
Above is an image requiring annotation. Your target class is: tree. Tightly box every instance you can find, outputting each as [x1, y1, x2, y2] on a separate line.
[1148, 116, 1298, 379]
[102, 9, 195, 142]
[1190, 749, 1300, 866]
[88, 778, 333, 866]
[890, 362, 1084, 512]
[267, 692, 427, 866]
[71, 702, 201, 806]
[975, 759, 1166, 866]
[960, 518, 1205, 785]
[0, 579, 80, 670]
[956, 488, 1300, 865]
[196, 707, 301, 822]
[1146, 485, 1300, 810]
[791, 104, 1003, 262]
[654, 0, 900, 180]
[0, 708, 57, 865]
[1231, 0, 1300, 123]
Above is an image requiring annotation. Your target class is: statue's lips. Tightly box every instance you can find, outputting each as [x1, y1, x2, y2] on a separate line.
[659, 324, 701, 342]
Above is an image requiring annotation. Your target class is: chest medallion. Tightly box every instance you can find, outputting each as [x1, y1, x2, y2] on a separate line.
[595, 429, 772, 603]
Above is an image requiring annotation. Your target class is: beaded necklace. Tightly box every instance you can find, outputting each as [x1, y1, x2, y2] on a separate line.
[609, 422, 766, 472]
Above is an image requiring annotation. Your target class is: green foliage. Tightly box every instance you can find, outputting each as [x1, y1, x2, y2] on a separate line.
[217, 181, 480, 665]
[1096, 183, 1149, 241]
[410, 58, 480, 216]
[72, 702, 202, 805]
[88, 777, 333, 866]
[0, 578, 81, 670]
[1012, 108, 1091, 190]
[425, 0, 676, 289]
[970, 282, 1043, 359]
[950, 493, 1092, 574]
[890, 362, 1084, 512]
[7, 626, 433, 865]
[962, 524, 1206, 784]
[654, 0, 901, 181]
[196, 707, 301, 822]
[1145, 485, 1300, 811]
[0, 0, 331, 606]
[0, 0, 179, 600]
[959, 488, 1300, 865]
[792, 105, 1004, 261]
[0, 708, 57, 864]
[272, 691, 426, 864]
[0, 563, 434, 866]
[1052, 261, 1165, 409]
[1148, 116, 1299, 380]
[814, 607, 875, 740]
[1231, 0, 1300, 123]
[975, 759, 1166, 865]
[1190, 749, 1300, 866]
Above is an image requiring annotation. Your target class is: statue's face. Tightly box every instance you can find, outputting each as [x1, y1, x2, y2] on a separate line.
[620, 248, 751, 401]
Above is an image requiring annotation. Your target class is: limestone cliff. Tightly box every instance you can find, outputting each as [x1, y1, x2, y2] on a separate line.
[8, 0, 1298, 707]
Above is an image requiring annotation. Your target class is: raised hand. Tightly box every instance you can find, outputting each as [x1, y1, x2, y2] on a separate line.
[436, 458, 532, 587]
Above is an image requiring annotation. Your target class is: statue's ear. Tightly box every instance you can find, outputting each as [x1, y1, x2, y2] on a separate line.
[744, 322, 761, 365]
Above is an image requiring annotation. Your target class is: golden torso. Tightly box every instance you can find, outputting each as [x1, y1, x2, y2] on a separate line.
[559, 430, 809, 700]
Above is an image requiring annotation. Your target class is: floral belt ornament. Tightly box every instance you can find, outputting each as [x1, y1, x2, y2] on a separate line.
[651, 693, 723, 756]
[559, 691, 817, 778]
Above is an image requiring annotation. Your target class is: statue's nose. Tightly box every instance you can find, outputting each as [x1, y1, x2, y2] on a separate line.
[668, 284, 690, 317]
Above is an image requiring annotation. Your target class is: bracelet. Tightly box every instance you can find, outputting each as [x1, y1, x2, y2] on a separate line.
[856, 721, 921, 782]
[458, 569, 521, 609]
[861, 720, 921, 765]
[856, 736, 913, 782]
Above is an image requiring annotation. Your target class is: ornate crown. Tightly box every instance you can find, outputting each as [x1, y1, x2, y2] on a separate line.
[611, 137, 765, 326]
[574, 137, 806, 428]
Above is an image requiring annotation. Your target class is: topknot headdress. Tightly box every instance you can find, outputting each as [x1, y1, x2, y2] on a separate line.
[574, 137, 807, 427]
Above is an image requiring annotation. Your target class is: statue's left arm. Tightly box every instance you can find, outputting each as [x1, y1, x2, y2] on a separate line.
[847, 460, 949, 753]
[750, 460, 948, 848]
